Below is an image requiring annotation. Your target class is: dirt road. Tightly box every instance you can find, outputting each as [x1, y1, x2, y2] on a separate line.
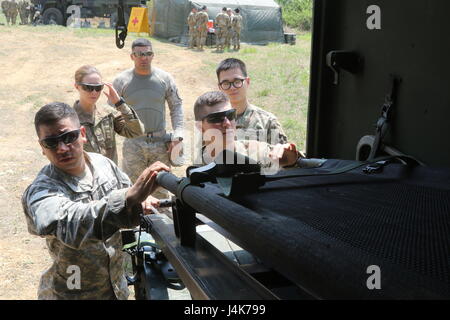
[0, 26, 217, 299]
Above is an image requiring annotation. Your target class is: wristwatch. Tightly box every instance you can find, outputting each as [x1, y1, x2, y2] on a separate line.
[115, 97, 125, 108]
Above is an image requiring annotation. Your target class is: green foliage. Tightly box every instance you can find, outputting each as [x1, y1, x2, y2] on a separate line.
[240, 47, 258, 54]
[275, 0, 313, 31]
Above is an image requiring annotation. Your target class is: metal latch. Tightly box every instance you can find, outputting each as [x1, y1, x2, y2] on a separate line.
[363, 160, 389, 174]
[326, 50, 363, 85]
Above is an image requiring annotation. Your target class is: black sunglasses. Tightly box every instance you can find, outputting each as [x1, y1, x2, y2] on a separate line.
[40, 129, 81, 149]
[203, 109, 237, 124]
[78, 83, 104, 92]
[133, 51, 154, 58]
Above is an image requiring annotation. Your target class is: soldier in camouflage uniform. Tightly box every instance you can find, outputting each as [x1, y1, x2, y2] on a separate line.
[8, 0, 18, 25]
[224, 8, 233, 50]
[31, 9, 42, 25]
[28, 1, 34, 23]
[1, 0, 10, 24]
[193, 91, 300, 172]
[186, 7, 197, 49]
[18, 0, 29, 24]
[214, 7, 230, 52]
[231, 8, 243, 50]
[22, 102, 169, 299]
[113, 38, 184, 210]
[216, 58, 288, 145]
[73, 65, 144, 165]
[195, 5, 209, 50]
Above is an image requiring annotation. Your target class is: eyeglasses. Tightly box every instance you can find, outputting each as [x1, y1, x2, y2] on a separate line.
[219, 78, 245, 90]
[132, 51, 154, 58]
[77, 83, 104, 92]
[40, 129, 81, 149]
[202, 109, 236, 124]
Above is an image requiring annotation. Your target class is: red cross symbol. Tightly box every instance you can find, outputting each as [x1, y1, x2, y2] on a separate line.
[132, 17, 139, 26]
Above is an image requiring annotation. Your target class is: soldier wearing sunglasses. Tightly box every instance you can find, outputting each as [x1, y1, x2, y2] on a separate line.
[73, 65, 144, 165]
[112, 38, 184, 212]
[216, 58, 288, 146]
[22, 102, 170, 299]
[193, 91, 300, 170]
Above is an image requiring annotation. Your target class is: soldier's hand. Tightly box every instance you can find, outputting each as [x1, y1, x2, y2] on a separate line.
[142, 195, 160, 215]
[126, 161, 170, 208]
[103, 83, 120, 105]
[270, 143, 300, 167]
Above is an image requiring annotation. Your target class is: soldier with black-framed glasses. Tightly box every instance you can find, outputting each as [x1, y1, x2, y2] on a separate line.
[216, 58, 288, 145]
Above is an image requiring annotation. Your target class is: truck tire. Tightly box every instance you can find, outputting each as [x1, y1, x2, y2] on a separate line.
[42, 8, 64, 25]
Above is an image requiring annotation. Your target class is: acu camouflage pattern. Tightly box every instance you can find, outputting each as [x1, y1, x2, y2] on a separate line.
[236, 104, 288, 145]
[18, 0, 30, 24]
[224, 13, 233, 49]
[235, 140, 282, 174]
[8, 0, 17, 24]
[187, 11, 197, 48]
[2, 0, 18, 25]
[195, 10, 209, 49]
[22, 152, 141, 300]
[0, 0, 8, 20]
[199, 140, 281, 175]
[122, 136, 170, 201]
[214, 12, 230, 50]
[231, 13, 243, 49]
[73, 101, 144, 165]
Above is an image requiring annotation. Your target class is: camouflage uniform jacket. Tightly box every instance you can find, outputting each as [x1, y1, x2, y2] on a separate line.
[22, 152, 141, 300]
[231, 13, 242, 32]
[236, 104, 288, 145]
[8, 0, 17, 11]
[196, 11, 209, 31]
[74, 101, 144, 164]
[187, 11, 197, 28]
[198, 140, 284, 174]
[215, 12, 229, 28]
[19, 0, 29, 12]
[1, 1, 10, 12]
[200, 140, 271, 163]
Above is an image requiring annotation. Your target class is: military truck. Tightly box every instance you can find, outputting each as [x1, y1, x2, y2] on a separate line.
[31, 0, 146, 26]
[127, 0, 450, 300]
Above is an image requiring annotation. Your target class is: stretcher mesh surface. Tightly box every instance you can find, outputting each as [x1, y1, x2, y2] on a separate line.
[235, 165, 450, 297]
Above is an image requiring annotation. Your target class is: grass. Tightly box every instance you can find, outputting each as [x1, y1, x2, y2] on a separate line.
[19, 94, 46, 111]
[1, 10, 312, 150]
[200, 34, 312, 151]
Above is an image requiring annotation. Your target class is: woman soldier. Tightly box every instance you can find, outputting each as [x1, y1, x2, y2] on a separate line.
[73, 65, 144, 164]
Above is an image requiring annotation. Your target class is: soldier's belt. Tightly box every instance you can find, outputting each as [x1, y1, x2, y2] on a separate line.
[145, 131, 172, 143]
[146, 130, 166, 137]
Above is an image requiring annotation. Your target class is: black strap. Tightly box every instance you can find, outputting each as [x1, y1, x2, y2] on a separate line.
[115, 1, 127, 49]
[368, 75, 401, 160]
[175, 177, 193, 205]
[263, 154, 422, 182]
